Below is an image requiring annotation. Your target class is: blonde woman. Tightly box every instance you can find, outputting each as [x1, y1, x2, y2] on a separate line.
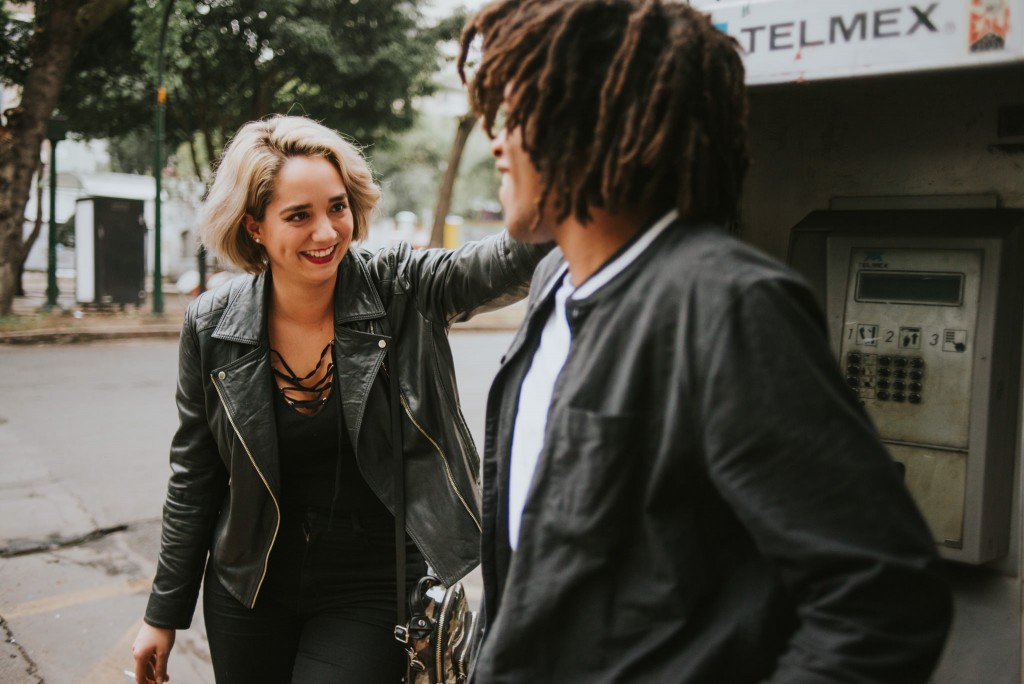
[131, 116, 546, 683]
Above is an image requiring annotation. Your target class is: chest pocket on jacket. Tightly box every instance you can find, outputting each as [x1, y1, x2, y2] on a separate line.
[537, 407, 643, 546]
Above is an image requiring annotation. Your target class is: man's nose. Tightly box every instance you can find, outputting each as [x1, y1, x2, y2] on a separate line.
[491, 128, 506, 158]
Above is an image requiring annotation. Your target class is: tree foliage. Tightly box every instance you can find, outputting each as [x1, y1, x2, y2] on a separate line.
[58, 0, 458, 175]
[0, 0, 472, 316]
[0, 6, 32, 90]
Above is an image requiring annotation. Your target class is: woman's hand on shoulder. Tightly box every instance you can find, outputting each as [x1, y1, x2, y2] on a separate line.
[132, 623, 176, 683]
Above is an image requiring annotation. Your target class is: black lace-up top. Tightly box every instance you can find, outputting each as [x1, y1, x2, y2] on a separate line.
[270, 344, 383, 518]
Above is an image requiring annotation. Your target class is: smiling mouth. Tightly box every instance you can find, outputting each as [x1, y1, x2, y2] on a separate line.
[302, 245, 337, 262]
[303, 245, 336, 257]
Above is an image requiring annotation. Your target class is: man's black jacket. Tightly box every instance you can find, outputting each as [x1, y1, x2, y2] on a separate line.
[473, 220, 952, 683]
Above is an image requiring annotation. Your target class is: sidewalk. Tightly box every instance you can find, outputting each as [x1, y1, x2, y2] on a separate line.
[0, 271, 525, 345]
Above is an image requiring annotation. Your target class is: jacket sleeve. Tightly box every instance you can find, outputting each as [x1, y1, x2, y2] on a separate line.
[391, 231, 551, 326]
[697, 276, 952, 684]
[144, 308, 228, 629]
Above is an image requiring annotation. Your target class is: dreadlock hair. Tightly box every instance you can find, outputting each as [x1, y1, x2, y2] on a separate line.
[458, 0, 749, 227]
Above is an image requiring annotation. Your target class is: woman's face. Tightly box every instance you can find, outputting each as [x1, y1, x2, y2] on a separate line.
[245, 155, 354, 289]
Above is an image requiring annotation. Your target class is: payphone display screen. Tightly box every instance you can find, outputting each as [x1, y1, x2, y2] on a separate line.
[856, 272, 964, 306]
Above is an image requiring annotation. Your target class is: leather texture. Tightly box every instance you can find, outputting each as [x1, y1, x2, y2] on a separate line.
[144, 233, 548, 629]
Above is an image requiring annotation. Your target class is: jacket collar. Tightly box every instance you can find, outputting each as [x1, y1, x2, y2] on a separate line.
[212, 249, 387, 344]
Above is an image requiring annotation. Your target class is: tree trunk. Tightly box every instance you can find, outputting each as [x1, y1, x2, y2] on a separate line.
[0, 1, 80, 316]
[0, 0, 131, 316]
[429, 113, 477, 248]
[16, 165, 46, 296]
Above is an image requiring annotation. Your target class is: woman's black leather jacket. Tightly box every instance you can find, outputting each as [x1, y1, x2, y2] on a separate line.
[145, 233, 546, 629]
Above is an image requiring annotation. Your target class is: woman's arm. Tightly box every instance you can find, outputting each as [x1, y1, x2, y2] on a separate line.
[143, 308, 229, 630]
[382, 231, 551, 326]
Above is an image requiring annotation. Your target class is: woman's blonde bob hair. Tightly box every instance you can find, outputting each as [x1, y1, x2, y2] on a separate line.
[200, 115, 381, 273]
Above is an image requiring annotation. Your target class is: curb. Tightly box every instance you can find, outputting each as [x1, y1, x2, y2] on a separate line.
[0, 322, 519, 346]
[0, 327, 182, 345]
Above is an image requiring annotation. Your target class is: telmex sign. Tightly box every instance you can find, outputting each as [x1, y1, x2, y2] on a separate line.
[688, 0, 1023, 84]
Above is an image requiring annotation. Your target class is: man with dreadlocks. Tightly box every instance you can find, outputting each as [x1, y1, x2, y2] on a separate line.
[458, 0, 952, 682]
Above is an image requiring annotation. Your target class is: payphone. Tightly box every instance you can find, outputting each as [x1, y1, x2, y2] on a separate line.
[789, 210, 1024, 564]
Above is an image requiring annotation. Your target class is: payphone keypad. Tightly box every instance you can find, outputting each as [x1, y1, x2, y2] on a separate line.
[846, 352, 924, 404]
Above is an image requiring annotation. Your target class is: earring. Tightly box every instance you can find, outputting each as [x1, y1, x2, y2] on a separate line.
[252, 235, 261, 244]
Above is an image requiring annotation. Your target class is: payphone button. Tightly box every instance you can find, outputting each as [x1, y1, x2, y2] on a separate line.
[877, 379, 890, 389]
[878, 367, 891, 378]
[894, 357, 909, 368]
[846, 377, 860, 388]
[909, 382, 922, 392]
[908, 394, 922, 404]
[909, 370, 923, 381]
[895, 369, 908, 379]
[910, 357, 924, 368]
[893, 380, 907, 391]
[847, 352, 862, 364]
[877, 390, 890, 401]
[892, 392, 906, 402]
[847, 364, 861, 376]
[879, 356, 892, 366]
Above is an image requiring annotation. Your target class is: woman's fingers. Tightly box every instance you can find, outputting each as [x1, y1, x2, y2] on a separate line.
[154, 648, 171, 682]
[132, 625, 174, 683]
[132, 647, 153, 684]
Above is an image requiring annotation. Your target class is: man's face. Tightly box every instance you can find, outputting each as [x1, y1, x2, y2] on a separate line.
[491, 124, 551, 243]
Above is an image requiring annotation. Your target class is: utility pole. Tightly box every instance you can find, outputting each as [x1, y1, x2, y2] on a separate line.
[152, 0, 175, 315]
[43, 117, 68, 310]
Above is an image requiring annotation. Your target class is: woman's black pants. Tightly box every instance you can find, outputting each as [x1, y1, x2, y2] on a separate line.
[203, 508, 425, 683]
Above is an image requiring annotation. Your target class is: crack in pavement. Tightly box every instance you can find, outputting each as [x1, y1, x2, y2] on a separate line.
[0, 617, 44, 684]
[1, 524, 130, 559]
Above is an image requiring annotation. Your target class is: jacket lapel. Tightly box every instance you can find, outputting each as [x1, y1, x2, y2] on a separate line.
[210, 273, 280, 495]
[333, 251, 389, 453]
[214, 348, 280, 494]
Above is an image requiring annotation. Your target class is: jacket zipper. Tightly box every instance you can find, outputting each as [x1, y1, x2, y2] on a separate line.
[381, 362, 482, 532]
[435, 586, 453, 681]
[211, 374, 281, 608]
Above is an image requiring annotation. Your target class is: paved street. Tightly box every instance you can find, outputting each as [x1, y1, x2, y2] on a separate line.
[0, 331, 513, 683]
